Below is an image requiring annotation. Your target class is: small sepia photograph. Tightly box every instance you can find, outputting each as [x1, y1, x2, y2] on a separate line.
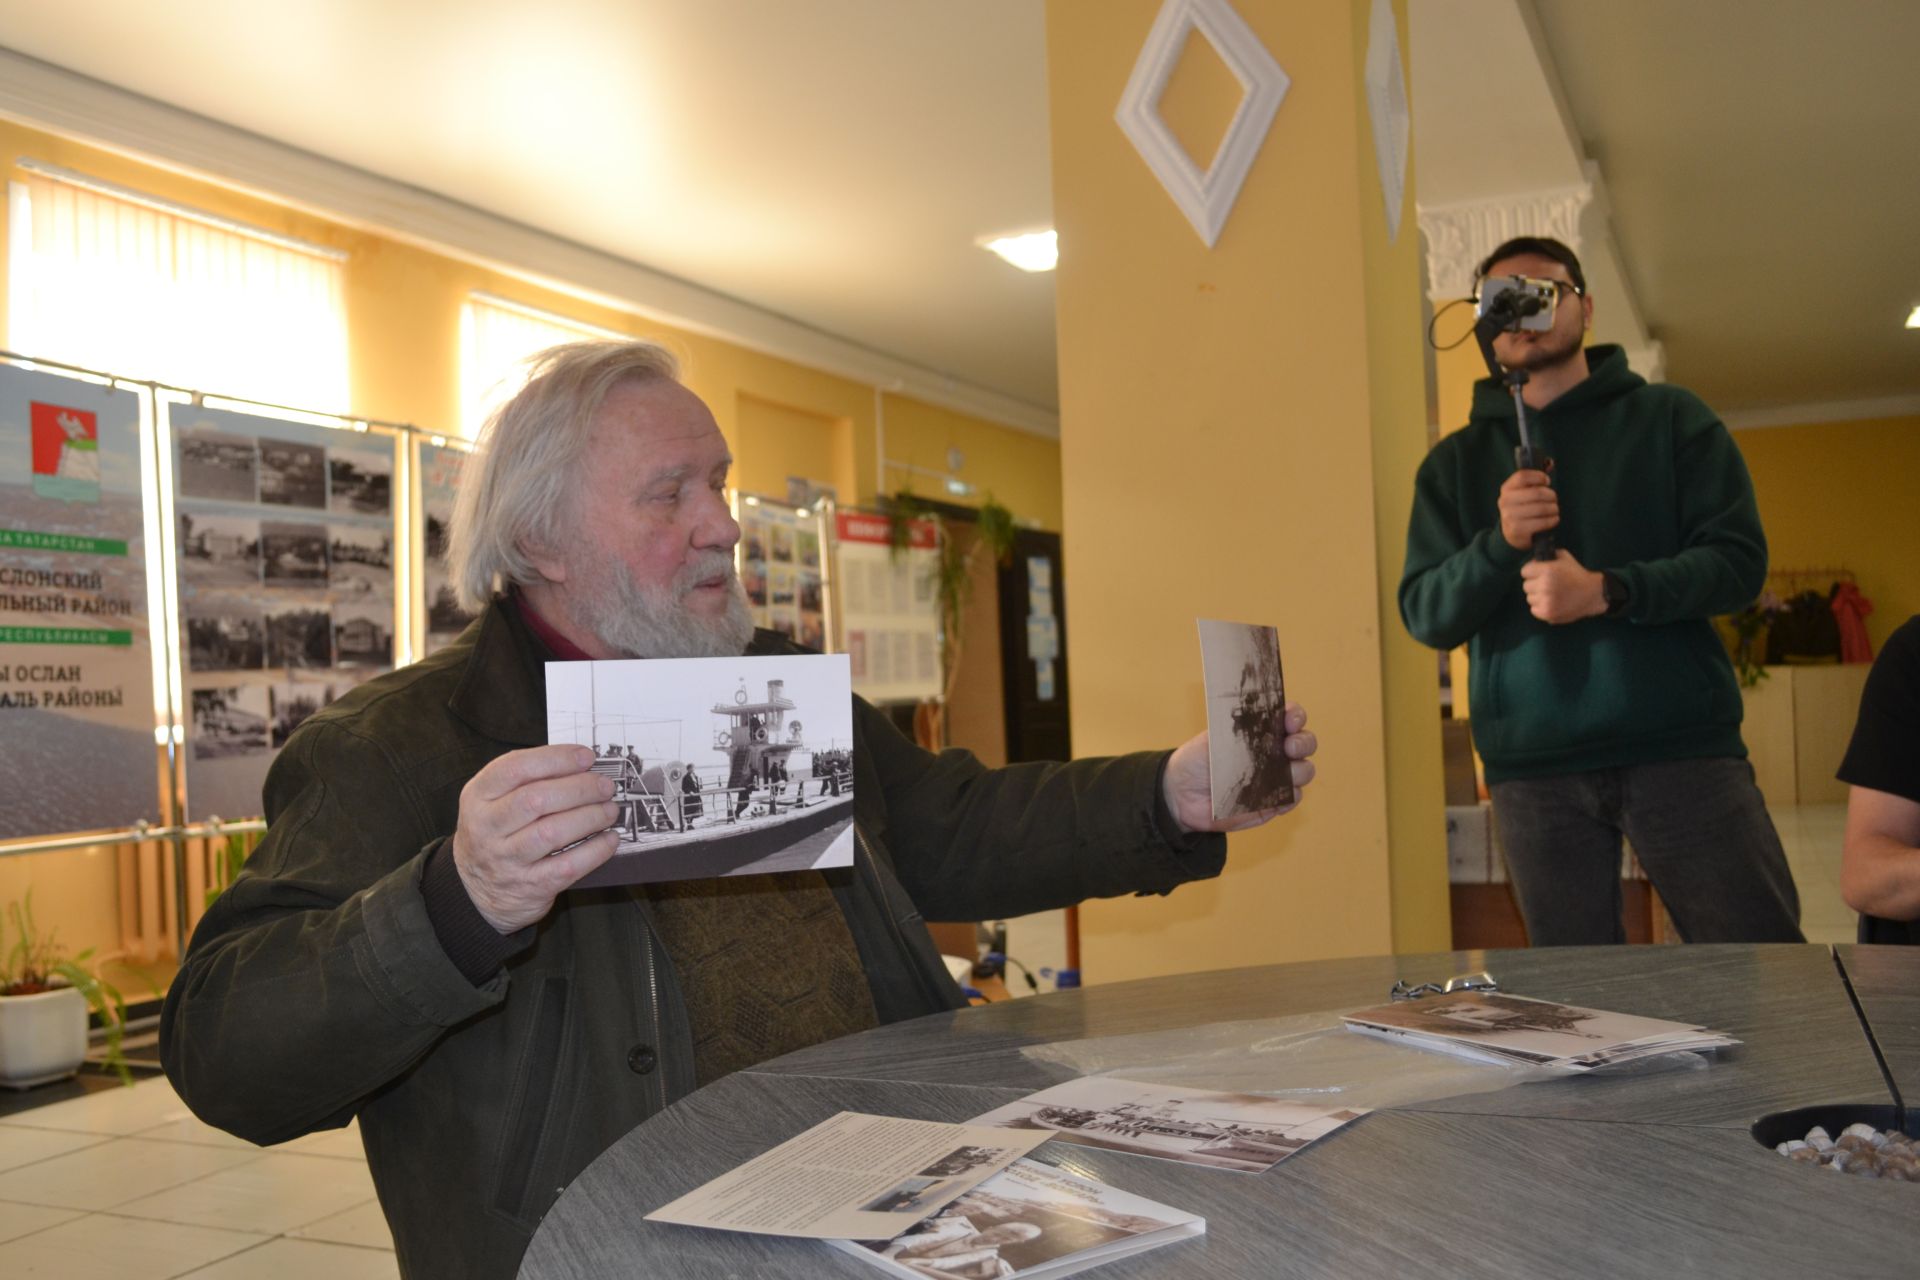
[741, 521, 767, 563]
[770, 566, 795, 607]
[176, 428, 259, 503]
[177, 510, 261, 589]
[332, 600, 394, 668]
[546, 652, 855, 888]
[270, 679, 331, 747]
[328, 438, 393, 515]
[261, 522, 330, 587]
[770, 522, 795, 563]
[258, 437, 328, 508]
[1197, 618, 1293, 821]
[266, 606, 333, 669]
[798, 571, 822, 614]
[186, 601, 267, 672]
[189, 684, 270, 760]
[969, 1075, 1365, 1174]
[328, 522, 394, 599]
[858, 1176, 948, 1216]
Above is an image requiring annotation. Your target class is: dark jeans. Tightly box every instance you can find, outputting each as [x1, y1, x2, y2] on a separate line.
[1489, 757, 1804, 945]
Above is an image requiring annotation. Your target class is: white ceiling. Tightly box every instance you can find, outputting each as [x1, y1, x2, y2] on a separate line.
[0, 0, 1914, 425]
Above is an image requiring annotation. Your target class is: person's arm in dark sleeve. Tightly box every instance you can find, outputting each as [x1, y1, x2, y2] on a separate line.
[1610, 397, 1767, 625]
[1399, 443, 1523, 650]
[855, 697, 1224, 923]
[161, 721, 527, 1145]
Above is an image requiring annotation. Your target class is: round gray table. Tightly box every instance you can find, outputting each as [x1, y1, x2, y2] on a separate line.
[521, 944, 1920, 1278]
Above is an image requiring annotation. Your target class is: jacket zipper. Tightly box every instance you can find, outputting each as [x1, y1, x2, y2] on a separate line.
[641, 922, 666, 1113]
[855, 824, 947, 1011]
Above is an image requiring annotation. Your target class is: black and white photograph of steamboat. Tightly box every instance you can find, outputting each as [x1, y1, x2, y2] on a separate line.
[1197, 617, 1293, 820]
[972, 1075, 1365, 1174]
[547, 654, 855, 888]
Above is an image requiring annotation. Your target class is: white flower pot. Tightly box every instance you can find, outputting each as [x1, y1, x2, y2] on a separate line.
[0, 986, 89, 1089]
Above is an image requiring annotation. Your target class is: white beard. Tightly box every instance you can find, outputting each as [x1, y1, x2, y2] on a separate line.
[574, 552, 755, 659]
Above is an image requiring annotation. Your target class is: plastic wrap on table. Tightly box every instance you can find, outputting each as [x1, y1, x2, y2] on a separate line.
[1020, 1009, 1706, 1111]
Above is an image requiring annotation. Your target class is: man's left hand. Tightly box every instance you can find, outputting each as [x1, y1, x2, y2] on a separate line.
[1163, 702, 1317, 834]
[1520, 550, 1607, 625]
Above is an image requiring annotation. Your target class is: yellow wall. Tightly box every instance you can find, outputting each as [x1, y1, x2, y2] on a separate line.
[0, 116, 1058, 978]
[880, 394, 1064, 530]
[734, 393, 858, 504]
[1047, 0, 1447, 982]
[1735, 414, 1920, 651]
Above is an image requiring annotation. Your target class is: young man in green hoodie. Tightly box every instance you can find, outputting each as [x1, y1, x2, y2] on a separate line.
[1399, 236, 1801, 946]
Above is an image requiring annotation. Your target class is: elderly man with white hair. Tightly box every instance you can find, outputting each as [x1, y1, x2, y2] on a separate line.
[161, 341, 1318, 1280]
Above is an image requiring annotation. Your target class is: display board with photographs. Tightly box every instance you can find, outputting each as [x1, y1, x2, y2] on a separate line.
[0, 364, 161, 840]
[736, 494, 829, 652]
[835, 509, 940, 703]
[171, 403, 399, 821]
[417, 439, 478, 656]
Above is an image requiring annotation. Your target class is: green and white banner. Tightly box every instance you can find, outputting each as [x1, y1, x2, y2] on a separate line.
[0, 365, 158, 840]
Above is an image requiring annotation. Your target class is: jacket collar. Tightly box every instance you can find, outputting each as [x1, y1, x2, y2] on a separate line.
[446, 597, 552, 747]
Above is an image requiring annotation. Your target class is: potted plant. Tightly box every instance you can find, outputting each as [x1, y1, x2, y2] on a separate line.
[0, 890, 135, 1088]
[887, 492, 1019, 749]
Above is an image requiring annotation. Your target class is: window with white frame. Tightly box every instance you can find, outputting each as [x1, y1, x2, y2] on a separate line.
[460, 292, 634, 440]
[6, 161, 350, 412]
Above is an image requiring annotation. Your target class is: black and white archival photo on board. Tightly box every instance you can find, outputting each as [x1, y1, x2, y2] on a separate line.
[1197, 617, 1293, 821]
[546, 653, 855, 888]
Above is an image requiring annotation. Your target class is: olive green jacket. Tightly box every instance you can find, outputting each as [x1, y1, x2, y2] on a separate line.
[161, 599, 1222, 1279]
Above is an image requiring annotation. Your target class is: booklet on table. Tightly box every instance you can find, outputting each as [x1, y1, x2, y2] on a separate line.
[1341, 991, 1739, 1071]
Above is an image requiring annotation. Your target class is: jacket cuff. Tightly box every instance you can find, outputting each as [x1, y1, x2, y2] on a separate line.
[1141, 754, 1227, 887]
[357, 844, 518, 1025]
[1478, 527, 1529, 571]
[420, 842, 533, 984]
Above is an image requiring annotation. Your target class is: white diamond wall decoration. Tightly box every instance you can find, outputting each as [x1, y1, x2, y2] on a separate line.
[1115, 0, 1291, 248]
[1365, 0, 1411, 241]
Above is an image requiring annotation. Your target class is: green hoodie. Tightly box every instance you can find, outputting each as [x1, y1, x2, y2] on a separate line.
[1399, 345, 1764, 782]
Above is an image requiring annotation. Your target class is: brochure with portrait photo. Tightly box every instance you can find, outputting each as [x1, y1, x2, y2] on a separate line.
[545, 653, 855, 887]
[834, 1157, 1204, 1280]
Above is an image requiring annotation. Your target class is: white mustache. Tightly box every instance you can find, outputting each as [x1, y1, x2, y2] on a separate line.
[676, 556, 739, 594]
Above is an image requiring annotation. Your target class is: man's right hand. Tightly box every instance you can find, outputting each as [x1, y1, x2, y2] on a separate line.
[452, 745, 620, 934]
[1498, 469, 1559, 551]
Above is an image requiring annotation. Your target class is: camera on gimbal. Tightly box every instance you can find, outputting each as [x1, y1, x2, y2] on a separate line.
[1473, 274, 1561, 333]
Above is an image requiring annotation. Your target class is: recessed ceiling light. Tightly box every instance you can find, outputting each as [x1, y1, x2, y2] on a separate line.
[1907, 304, 1920, 329]
[980, 229, 1058, 273]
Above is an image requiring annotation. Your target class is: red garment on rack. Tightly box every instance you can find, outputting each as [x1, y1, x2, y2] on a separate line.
[1831, 581, 1875, 663]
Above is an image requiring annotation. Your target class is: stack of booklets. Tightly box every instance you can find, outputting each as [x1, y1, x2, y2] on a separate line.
[646, 1111, 1203, 1279]
[1341, 991, 1739, 1071]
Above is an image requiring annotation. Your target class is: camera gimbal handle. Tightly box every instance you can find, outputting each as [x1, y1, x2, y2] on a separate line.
[1474, 304, 1558, 563]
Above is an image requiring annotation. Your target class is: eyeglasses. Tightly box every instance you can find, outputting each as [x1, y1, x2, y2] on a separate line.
[1389, 971, 1499, 1002]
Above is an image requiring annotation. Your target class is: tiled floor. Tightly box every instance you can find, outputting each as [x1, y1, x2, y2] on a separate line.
[0, 804, 1864, 1277]
[0, 1076, 396, 1278]
[1774, 802, 1855, 945]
